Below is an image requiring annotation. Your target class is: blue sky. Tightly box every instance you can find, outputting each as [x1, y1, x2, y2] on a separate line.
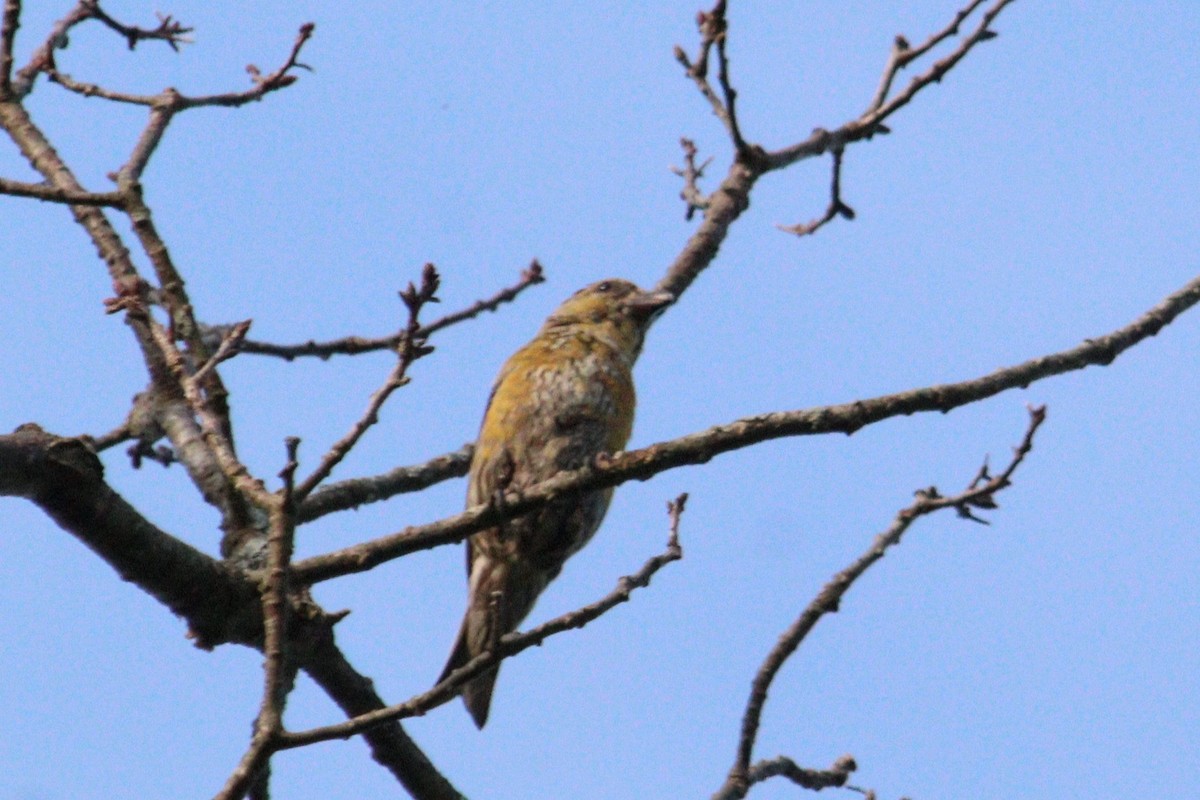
[2, 2, 1199, 798]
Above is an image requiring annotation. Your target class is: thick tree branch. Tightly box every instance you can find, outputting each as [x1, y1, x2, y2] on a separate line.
[0, 423, 460, 800]
[0, 424, 260, 647]
[293, 272, 1200, 585]
[300, 640, 467, 800]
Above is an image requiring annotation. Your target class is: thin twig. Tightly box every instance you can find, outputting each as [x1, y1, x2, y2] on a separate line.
[240, 262, 545, 361]
[0, 0, 22, 98]
[296, 444, 472, 524]
[279, 498, 687, 748]
[712, 755, 858, 800]
[0, 176, 125, 206]
[12, 1, 190, 99]
[766, 0, 1014, 171]
[292, 265, 440, 501]
[713, 14, 749, 154]
[421, 259, 544, 337]
[87, 3, 192, 51]
[716, 406, 1046, 799]
[777, 145, 855, 236]
[868, 0, 990, 112]
[45, 22, 313, 109]
[674, 0, 752, 155]
[671, 138, 713, 220]
[212, 440, 302, 800]
[11, 0, 92, 99]
[656, 0, 1019, 301]
[190, 320, 251, 384]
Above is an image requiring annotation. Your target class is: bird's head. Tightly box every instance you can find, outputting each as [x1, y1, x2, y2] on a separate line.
[543, 278, 674, 360]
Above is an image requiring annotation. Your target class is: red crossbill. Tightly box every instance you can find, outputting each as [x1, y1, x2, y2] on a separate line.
[438, 278, 673, 728]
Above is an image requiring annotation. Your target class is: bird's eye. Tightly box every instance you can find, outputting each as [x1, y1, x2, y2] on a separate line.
[596, 281, 612, 293]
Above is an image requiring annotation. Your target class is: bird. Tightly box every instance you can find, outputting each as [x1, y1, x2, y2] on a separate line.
[438, 278, 673, 728]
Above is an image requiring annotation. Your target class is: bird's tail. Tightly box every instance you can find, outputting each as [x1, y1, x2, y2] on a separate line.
[438, 614, 500, 729]
[438, 556, 548, 728]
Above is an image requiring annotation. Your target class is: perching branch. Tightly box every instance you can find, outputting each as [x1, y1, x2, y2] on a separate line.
[716, 406, 1046, 800]
[292, 270, 1199, 585]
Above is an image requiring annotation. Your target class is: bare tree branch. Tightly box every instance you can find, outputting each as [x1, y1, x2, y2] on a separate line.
[777, 145, 855, 236]
[671, 137, 714, 220]
[0, 425, 463, 799]
[297, 444, 472, 524]
[44, 21, 312, 109]
[86, 3, 193, 52]
[300, 640, 467, 800]
[765, 0, 1014, 171]
[712, 754, 859, 800]
[214, 441, 302, 800]
[0, 79, 255, 536]
[239, 261, 546, 361]
[674, 1, 751, 154]
[0, 3, 1143, 799]
[9, 1, 191, 99]
[0, 0, 23, 98]
[0, 424, 260, 648]
[868, 0, 990, 113]
[715, 406, 1045, 799]
[293, 271, 1199, 585]
[0, 175, 124, 205]
[659, 0, 1017, 298]
[279, 496, 687, 748]
[293, 265, 439, 501]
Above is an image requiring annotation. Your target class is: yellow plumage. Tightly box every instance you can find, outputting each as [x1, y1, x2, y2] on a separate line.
[438, 278, 672, 727]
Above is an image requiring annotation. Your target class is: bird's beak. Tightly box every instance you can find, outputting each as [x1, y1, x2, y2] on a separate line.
[625, 289, 675, 322]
